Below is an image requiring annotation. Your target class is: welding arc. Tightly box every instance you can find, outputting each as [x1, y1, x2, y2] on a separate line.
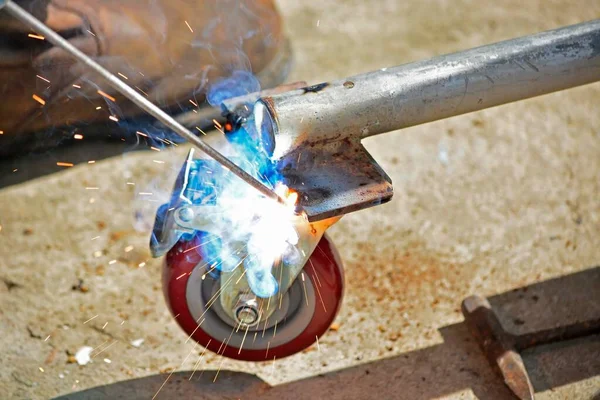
[0, 0, 287, 207]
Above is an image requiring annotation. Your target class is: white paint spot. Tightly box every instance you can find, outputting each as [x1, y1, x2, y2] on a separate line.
[75, 346, 94, 365]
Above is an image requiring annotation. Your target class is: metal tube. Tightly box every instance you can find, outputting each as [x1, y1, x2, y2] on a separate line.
[262, 19, 600, 155]
[1, 0, 285, 205]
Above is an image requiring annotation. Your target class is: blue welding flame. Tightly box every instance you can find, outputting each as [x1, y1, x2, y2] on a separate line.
[175, 71, 296, 299]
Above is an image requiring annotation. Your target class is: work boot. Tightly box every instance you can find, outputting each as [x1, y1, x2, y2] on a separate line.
[0, 0, 290, 158]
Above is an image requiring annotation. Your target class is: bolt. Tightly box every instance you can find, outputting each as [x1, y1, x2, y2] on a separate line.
[234, 296, 261, 327]
[177, 207, 194, 222]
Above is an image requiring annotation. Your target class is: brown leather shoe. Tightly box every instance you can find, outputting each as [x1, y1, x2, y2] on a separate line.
[0, 0, 289, 154]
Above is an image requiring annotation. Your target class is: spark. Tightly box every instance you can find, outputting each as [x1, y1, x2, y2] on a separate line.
[175, 273, 186, 280]
[88, 160, 96, 164]
[91, 339, 109, 353]
[91, 236, 100, 240]
[12, 169, 17, 172]
[0, 130, 3, 134]
[28, 33, 45, 40]
[309, 259, 323, 287]
[313, 275, 328, 312]
[108, 260, 117, 265]
[72, 84, 81, 89]
[136, 131, 148, 138]
[95, 106, 101, 110]
[97, 90, 116, 102]
[195, 127, 207, 135]
[124, 245, 134, 252]
[213, 333, 234, 382]
[126, 182, 135, 185]
[135, 86, 148, 96]
[56, 162, 73, 167]
[36, 75, 50, 83]
[109, 115, 119, 122]
[184, 20, 194, 33]
[189, 341, 210, 380]
[74, 134, 84, 140]
[213, 119, 222, 129]
[103, 358, 111, 364]
[301, 272, 309, 306]
[315, 335, 320, 351]
[86, 29, 96, 37]
[152, 344, 197, 400]
[189, 99, 198, 107]
[86, 187, 98, 190]
[117, 72, 128, 80]
[102, 322, 108, 330]
[32, 94, 46, 106]
[238, 325, 250, 354]
[93, 340, 118, 357]
[39, 367, 45, 372]
[150, 147, 160, 152]
[153, 160, 165, 164]
[83, 314, 98, 324]
[44, 335, 51, 342]
[265, 341, 271, 359]
[138, 192, 153, 196]
[138, 262, 146, 268]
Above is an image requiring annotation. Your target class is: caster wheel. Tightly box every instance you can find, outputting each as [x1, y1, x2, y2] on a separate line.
[163, 233, 344, 361]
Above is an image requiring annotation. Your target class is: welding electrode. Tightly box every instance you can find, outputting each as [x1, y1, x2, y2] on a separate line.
[0, 0, 288, 207]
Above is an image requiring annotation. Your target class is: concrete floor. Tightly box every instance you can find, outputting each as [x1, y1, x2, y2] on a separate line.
[1, 0, 600, 399]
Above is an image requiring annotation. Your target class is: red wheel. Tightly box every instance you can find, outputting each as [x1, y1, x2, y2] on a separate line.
[163, 234, 344, 361]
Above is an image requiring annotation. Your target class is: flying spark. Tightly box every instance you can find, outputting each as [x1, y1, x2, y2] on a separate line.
[97, 90, 116, 102]
[28, 33, 44, 40]
[189, 99, 198, 107]
[72, 84, 81, 89]
[36, 75, 50, 83]
[83, 315, 98, 324]
[56, 162, 73, 167]
[32, 94, 46, 106]
[184, 20, 194, 33]
[109, 116, 119, 122]
[118, 72, 129, 80]
[74, 134, 84, 139]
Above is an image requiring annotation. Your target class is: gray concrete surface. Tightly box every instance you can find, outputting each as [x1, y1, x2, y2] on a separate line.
[1, 0, 600, 399]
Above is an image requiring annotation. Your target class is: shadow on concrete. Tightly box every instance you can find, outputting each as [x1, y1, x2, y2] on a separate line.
[55, 268, 600, 400]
